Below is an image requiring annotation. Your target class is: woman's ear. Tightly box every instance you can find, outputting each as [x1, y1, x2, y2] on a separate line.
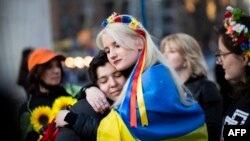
[242, 55, 250, 66]
[136, 37, 144, 51]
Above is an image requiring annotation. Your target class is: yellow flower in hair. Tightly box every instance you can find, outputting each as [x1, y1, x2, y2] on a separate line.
[129, 19, 140, 30]
[52, 96, 77, 116]
[30, 106, 53, 133]
[244, 50, 250, 58]
[107, 12, 118, 23]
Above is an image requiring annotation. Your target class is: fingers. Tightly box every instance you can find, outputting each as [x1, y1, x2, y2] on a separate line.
[85, 87, 110, 113]
[91, 98, 110, 113]
[92, 100, 107, 114]
[99, 97, 109, 109]
[54, 117, 60, 128]
[101, 98, 110, 108]
[54, 110, 70, 127]
[93, 101, 103, 112]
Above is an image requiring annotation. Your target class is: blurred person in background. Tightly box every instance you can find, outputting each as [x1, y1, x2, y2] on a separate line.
[54, 28, 99, 96]
[54, 28, 98, 56]
[19, 48, 71, 141]
[160, 33, 223, 141]
[17, 47, 34, 95]
[215, 6, 250, 140]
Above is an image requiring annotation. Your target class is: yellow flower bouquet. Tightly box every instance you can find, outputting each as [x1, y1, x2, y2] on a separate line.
[51, 96, 77, 117]
[30, 96, 77, 133]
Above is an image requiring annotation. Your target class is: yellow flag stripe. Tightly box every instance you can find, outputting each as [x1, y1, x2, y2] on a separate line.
[137, 48, 148, 126]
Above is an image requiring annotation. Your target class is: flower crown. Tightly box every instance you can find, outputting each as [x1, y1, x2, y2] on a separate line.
[102, 12, 145, 37]
[223, 6, 250, 56]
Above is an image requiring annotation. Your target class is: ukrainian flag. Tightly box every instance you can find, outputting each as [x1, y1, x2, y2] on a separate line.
[97, 64, 208, 141]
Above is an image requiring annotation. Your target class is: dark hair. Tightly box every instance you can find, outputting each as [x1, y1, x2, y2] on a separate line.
[17, 48, 33, 94]
[217, 15, 250, 104]
[88, 51, 109, 84]
[27, 57, 64, 94]
[88, 50, 133, 85]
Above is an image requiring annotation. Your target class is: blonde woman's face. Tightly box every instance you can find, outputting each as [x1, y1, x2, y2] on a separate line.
[163, 42, 187, 72]
[41, 59, 62, 86]
[102, 33, 140, 71]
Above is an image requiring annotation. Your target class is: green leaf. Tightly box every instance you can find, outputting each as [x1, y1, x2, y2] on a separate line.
[20, 112, 33, 141]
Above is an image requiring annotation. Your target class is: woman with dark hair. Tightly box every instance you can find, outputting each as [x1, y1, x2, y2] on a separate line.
[19, 48, 70, 141]
[17, 47, 33, 94]
[55, 50, 127, 141]
[215, 6, 250, 140]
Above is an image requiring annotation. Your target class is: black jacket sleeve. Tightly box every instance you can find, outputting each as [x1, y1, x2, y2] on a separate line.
[185, 76, 224, 141]
[200, 81, 223, 141]
[77, 83, 98, 100]
[73, 113, 102, 141]
[63, 99, 104, 141]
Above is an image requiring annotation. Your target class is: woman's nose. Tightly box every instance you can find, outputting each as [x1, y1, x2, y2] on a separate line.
[52, 66, 61, 73]
[109, 50, 117, 60]
[109, 77, 117, 88]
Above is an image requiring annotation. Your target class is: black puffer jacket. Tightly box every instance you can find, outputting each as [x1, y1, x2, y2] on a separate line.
[184, 75, 223, 141]
[55, 99, 104, 141]
[56, 89, 112, 141]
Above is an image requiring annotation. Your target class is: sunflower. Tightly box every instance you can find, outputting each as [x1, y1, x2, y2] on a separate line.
[30, 106, 53, 133]
[52, 96, 77, 116]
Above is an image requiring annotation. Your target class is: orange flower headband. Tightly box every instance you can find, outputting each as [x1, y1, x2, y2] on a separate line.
[223, 6, 250, 56]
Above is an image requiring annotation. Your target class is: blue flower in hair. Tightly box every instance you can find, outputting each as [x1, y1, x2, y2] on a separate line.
[101, 12, 145, 37]
[121, 16, 132, 24]
[240, 42, 248, 51]
[102, 20, 108, 27]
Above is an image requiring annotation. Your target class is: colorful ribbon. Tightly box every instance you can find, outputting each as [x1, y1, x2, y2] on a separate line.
[128, 47, 148, 127]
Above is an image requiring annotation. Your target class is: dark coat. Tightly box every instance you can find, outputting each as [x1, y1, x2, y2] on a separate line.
[184, 75, 223, 141]
[224, 97, 250, 125]
[55, 99, 104, 141]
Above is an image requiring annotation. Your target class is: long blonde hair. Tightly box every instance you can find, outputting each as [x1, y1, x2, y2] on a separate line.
[96, 15, 191, 107]
[160, 33, 208, 77]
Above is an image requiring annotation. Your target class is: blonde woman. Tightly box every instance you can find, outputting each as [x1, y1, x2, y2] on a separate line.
[56, 13, 208, 140]
[161, 33, 223, 141]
